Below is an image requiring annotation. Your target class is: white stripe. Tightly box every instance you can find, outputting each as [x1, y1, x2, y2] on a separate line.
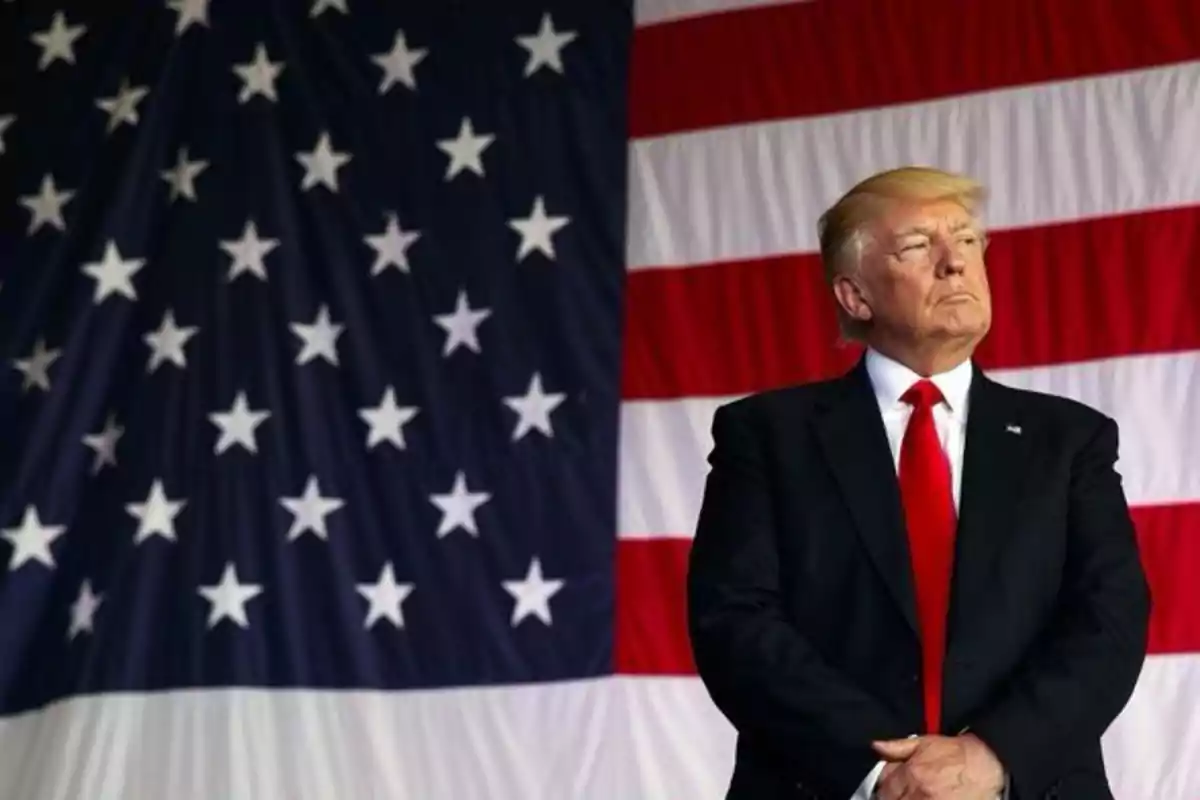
[607, 676, 736, 797]
[0, 682, 613, 800]
[618, 350, 1200, 537]
[634, 0, 803, 27]
[1102, 654, 1200, 799]
[627, 660, 1199, 800]
[626, 60, 1200, 270]
[0, 666, 1190, 799]
[610, 660, 1198, 800]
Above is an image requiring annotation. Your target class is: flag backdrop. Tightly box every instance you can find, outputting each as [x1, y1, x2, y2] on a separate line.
[0, 0, 1197, 798]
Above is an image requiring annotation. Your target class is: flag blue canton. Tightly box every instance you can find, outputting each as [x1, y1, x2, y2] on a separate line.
[0, 0, 630, 716]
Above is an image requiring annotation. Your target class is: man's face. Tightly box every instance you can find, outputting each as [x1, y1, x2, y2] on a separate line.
[840, 198, 992, 349]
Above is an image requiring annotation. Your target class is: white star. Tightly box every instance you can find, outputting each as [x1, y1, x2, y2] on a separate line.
[18, 174, 74, 234]
[233, 44, 284, 104]
[198, 563, 263, 629]
[358, 387, 420, 450]
[508, 195, 570, 261]
[515, 13, 577, 77]
[310, 0, 348, 17]
[31, 11, 87, 70]
[126, 479, 187, 544]
[2, 506, 66, 571]
[96, 79, 149, 133]
[0, 115, 14, 154]
[356, 563, 414, 629]
[220, 220, 279, 281]
[82, 414, 123, 474]
[209, 391, 271, 454]
[364, 213, 421, 276]
[167, 0, 210, 35]
[503, 373, 566, 441]
[429, 471, 490, 538]
[144, 309, 198, 371]
[68, 580, 103, 640]
[502, 557, 565, 626]
[290, 304, 344, 366]
[433, 289, 491, 356]
[280, 476, 344, 542]
[81, 240, 145, 303]
[13, 338, 61, 392]
[295, 131, 352, 192]
[436, 117, 495, 180]
[372, 29, 427, 93]
[160, 146, 209, 202]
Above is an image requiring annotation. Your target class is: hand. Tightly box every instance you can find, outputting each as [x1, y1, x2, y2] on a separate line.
[870, 734, 1004, 799]
[875, 762, 902, 794]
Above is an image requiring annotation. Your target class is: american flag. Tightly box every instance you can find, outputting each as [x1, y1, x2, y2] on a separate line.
[0, 0, 1197, 798]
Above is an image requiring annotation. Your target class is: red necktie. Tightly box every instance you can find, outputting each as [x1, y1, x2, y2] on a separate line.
[898, 379, 957, 734]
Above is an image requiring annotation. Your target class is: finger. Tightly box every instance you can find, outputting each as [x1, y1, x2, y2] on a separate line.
[872, 738, 921, 761]
[875, 765, 911, 800]
[891, 780, 928, 800]
[876, 762, 899, 795]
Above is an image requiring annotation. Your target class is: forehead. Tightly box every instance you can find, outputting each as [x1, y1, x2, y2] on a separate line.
[875, 198, 976, 236]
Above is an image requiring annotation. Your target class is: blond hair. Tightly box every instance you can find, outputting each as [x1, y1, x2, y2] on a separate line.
[816, 166, 987, 341]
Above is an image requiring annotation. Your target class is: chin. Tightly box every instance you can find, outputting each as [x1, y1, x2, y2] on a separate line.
[931, 317, 990, 340]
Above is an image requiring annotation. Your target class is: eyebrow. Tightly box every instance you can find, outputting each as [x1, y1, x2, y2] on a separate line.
[894, 220, 978, 237]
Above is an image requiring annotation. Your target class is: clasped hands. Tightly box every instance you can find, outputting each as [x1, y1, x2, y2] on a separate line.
[870, 733, 1005, 800]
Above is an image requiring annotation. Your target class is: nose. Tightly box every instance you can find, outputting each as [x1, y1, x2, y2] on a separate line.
[934, 238, 967, 276]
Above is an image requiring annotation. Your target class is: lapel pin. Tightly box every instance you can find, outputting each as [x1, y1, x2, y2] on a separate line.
[1006, 424, 1022, 435]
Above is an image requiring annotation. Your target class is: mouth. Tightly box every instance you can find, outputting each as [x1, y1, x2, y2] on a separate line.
[939, 293, 975, 304]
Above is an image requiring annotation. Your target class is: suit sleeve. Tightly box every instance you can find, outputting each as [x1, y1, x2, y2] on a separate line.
[966, 414, 1152, 798]
[687, 402, 910, 798]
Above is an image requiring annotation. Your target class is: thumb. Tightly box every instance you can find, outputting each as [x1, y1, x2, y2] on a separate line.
[872, 738, 920, 761]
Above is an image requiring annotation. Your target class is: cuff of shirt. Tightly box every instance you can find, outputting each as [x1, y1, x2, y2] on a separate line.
[850, 759, 886, 800]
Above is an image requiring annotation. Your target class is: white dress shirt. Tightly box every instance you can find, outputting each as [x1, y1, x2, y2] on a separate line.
[866, 346, 971, 513]
[848, 349, 1007, 799]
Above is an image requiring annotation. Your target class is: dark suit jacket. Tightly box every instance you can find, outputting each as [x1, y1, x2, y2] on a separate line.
[686, 357, 1151, 800]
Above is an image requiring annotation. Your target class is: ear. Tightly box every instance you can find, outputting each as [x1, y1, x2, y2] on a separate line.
[833, 274, 873, 323]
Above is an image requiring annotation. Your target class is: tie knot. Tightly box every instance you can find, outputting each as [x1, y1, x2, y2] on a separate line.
[901, 379, 944, 410]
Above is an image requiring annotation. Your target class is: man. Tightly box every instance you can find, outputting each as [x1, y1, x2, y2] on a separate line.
[686, 166, 1151, 800]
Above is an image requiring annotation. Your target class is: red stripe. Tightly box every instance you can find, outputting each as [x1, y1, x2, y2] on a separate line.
[622, 204, 1200, 400]
[1131, 503, 1200, 656]
[614, 503, 1200, 675]
[629, 0, 1200, 138]
[614, 538, 693, 674]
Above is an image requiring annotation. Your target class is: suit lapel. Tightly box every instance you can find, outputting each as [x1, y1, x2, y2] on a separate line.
[813, 359, 919, 635]
[813, 360, 1033, 642]
[948, 369, 1032, 648]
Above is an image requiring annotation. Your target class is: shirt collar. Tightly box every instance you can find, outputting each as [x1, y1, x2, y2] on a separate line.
[864, 347, 973, 415]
